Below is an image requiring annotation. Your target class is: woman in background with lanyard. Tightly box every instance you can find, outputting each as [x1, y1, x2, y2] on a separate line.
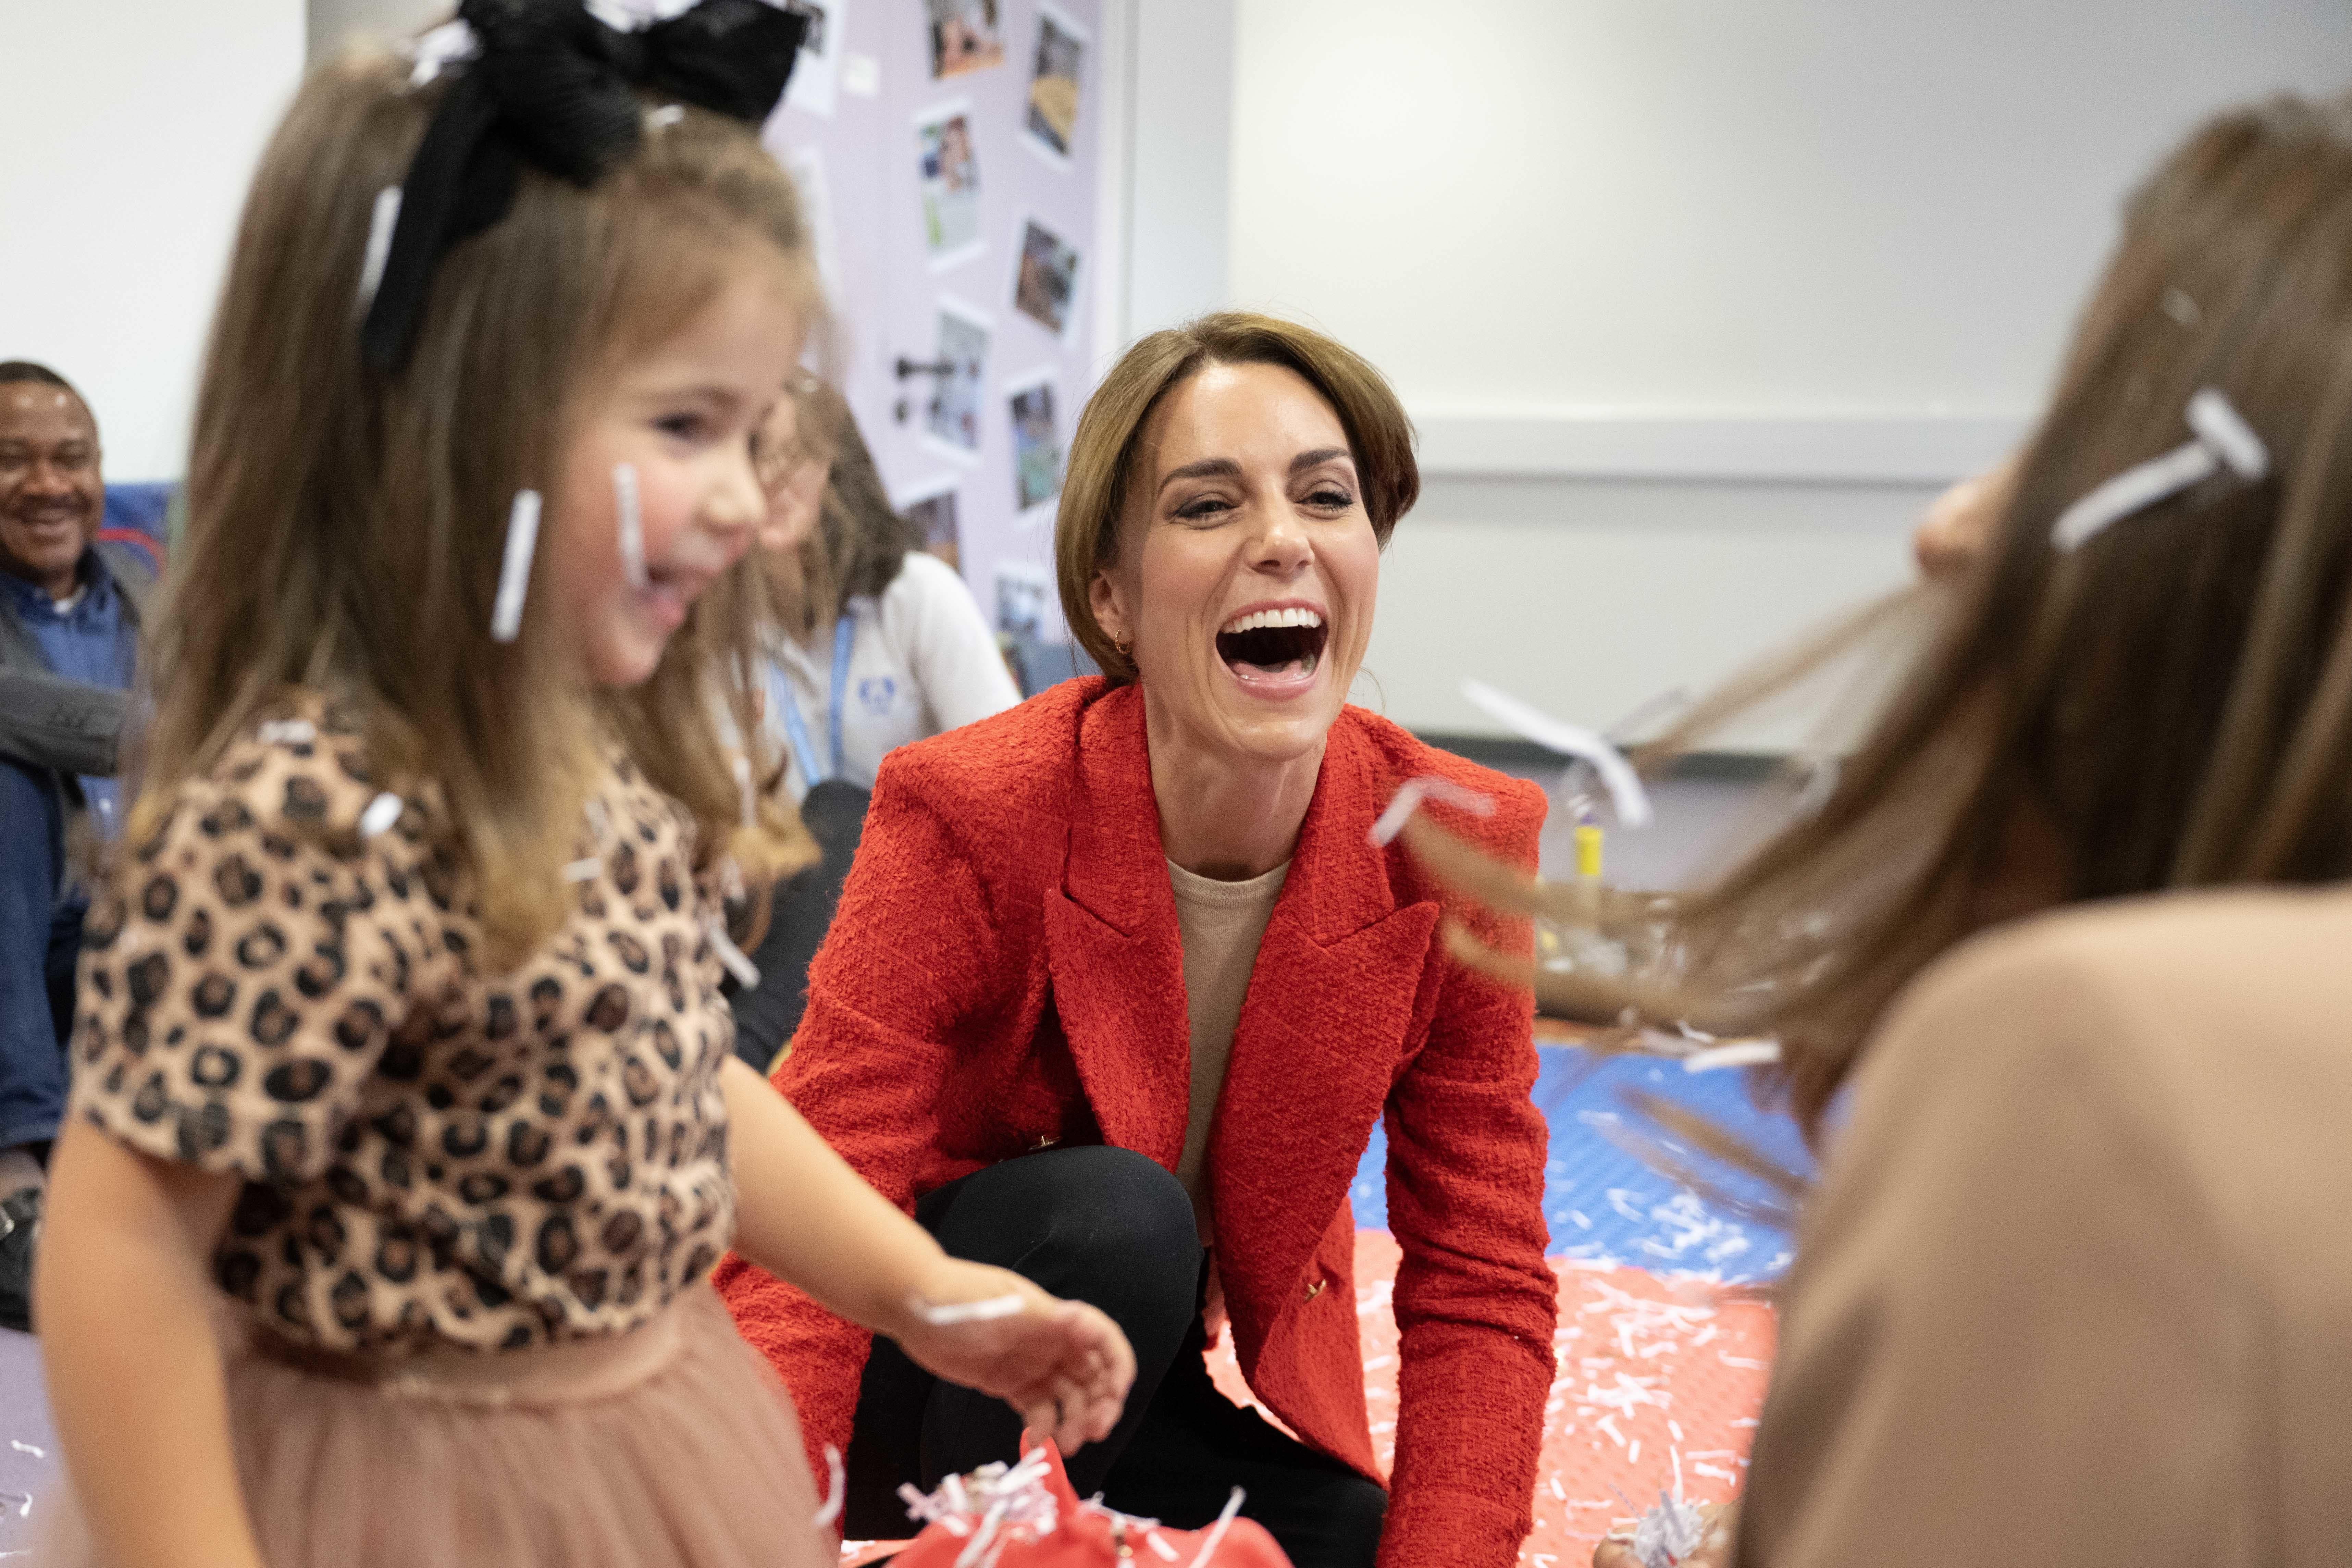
[736, 378, 1019, 1065]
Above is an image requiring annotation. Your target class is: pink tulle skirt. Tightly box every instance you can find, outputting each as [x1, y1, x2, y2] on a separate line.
[38, 1283, 830, 1568]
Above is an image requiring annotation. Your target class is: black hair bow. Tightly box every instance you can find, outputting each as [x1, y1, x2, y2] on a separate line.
[360, 0, 808, 374]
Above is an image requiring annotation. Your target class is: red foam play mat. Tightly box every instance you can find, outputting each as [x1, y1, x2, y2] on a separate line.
[845, 1231, 1773, 1565]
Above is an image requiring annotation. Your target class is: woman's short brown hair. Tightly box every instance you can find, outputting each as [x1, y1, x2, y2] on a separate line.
[1053, 312, 1417, 682]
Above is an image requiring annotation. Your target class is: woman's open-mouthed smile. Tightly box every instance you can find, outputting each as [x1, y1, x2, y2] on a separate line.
[1216, 598, 1328, 696]
[1092, 359, 1381, 768]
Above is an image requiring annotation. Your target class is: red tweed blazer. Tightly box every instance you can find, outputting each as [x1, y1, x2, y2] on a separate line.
[717, 679, 1557, 1568]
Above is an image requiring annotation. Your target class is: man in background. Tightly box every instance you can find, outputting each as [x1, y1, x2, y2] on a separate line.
[0, 360, 150, 1333]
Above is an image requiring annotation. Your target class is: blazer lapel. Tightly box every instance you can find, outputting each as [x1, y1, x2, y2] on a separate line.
[1210, 717, 1442, 1358]
[1043, 685, 1192, 1170]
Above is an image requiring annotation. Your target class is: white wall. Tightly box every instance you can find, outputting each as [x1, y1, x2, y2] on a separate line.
[308, 0, 446, 59]
[1217, 0, 2352, 741]
[0, 3, 307, 481]
[1119, 0, 1236, 337]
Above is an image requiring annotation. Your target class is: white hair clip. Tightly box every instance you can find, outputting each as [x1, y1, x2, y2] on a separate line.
[356, 186, 403, 310]
[406, 18, 479, 86]
[491, 490, 543, 642]
[614, 462, 649, 591]
[2051, 387, 2269, 552]
[1369, 776, 1497, 848]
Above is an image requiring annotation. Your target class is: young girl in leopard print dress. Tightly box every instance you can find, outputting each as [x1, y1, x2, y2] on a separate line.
[28, 7, 1132, 1568]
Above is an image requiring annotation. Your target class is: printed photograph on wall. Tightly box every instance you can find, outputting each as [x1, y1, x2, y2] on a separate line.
[1024, 4, 1086, 162]
[1008, 371, 1062, 514]
[995, 560, 1052, 638]
[925, 301, 991, 457]
[925, 0, 1003, 79]
[1011, 218, 1080, 336]
[916, 103, 983, 265]
[780, 0, 842, 118]
[900, 480, 962, 569]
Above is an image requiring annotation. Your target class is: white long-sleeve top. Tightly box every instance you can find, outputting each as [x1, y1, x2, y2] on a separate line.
[763, 551, 1021, 800]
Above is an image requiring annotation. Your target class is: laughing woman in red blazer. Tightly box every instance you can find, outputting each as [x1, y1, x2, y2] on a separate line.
[718, 314, 1556, 1568]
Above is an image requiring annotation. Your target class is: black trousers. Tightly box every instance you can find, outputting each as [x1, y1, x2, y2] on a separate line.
[841, 1146, 1386, 1568]
[727, 779, 867, 1071]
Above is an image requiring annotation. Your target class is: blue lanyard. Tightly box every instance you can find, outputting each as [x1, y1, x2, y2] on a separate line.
[774, 614, 855, 786]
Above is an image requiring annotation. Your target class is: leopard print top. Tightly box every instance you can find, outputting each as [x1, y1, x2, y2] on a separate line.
[69, 696, 739, 1353]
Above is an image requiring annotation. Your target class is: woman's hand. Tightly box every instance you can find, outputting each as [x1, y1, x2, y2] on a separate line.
[888, 1257, 1136, 1455]
[1592, 1499, 1737, 1568]
[719, 1059, 1137, 1453]
[1913, 454, 2020, 578]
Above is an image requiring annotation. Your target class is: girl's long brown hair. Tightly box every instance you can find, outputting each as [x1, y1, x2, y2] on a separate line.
[138, 48, 816, 968]
[1430, 94, 2352, 1140]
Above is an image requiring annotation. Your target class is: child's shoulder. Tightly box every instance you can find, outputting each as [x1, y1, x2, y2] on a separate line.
[133, 689, 428, 870]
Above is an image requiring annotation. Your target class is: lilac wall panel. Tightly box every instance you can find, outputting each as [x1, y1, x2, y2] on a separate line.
[764, 0, 1102, 639]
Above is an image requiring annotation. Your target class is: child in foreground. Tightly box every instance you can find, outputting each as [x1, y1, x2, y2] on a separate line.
[1399, 90, 2352, 1568]
[31, 6, 1131, 1566]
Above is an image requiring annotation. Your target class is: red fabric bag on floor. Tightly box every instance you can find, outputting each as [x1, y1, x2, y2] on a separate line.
[888, 1444, 1290, 1568]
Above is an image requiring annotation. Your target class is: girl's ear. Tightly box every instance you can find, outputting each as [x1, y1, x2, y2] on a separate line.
[1089, 570, 1130, 649]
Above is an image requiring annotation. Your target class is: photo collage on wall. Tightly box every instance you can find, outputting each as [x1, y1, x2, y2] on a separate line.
[909, 0, 1088, 621]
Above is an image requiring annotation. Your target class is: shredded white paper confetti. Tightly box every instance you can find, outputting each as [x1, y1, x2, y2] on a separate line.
[733, 753, 756, 827]
[7, 1441, 40, 1458]
[706, 916, 760, 989]
[1077, 1497, 1181, 1562]
[1626, 1489, 1705, 1568]
[1680, 1039, 1780, 1073]
[563, 858, 603, 883]
[358, 792, 404, 839]
[1460, 678, 1654, 827]
[1367, 775, 1497, 847]
[491, 489, 543, 642]
[614, 462, 648, 591]
[406, 17, 478, 84]
[646, 103, 686, 129]
[897, 1448, 1060, 1568]
[2053, 386, 2269, 550]
[356, 185, 403, 307]
[914, 1294, 1027, 1326]
[1183, 1489, 1245, 1568]
[812, 1443, 846, 1528]
[257, 718, 316, 745]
